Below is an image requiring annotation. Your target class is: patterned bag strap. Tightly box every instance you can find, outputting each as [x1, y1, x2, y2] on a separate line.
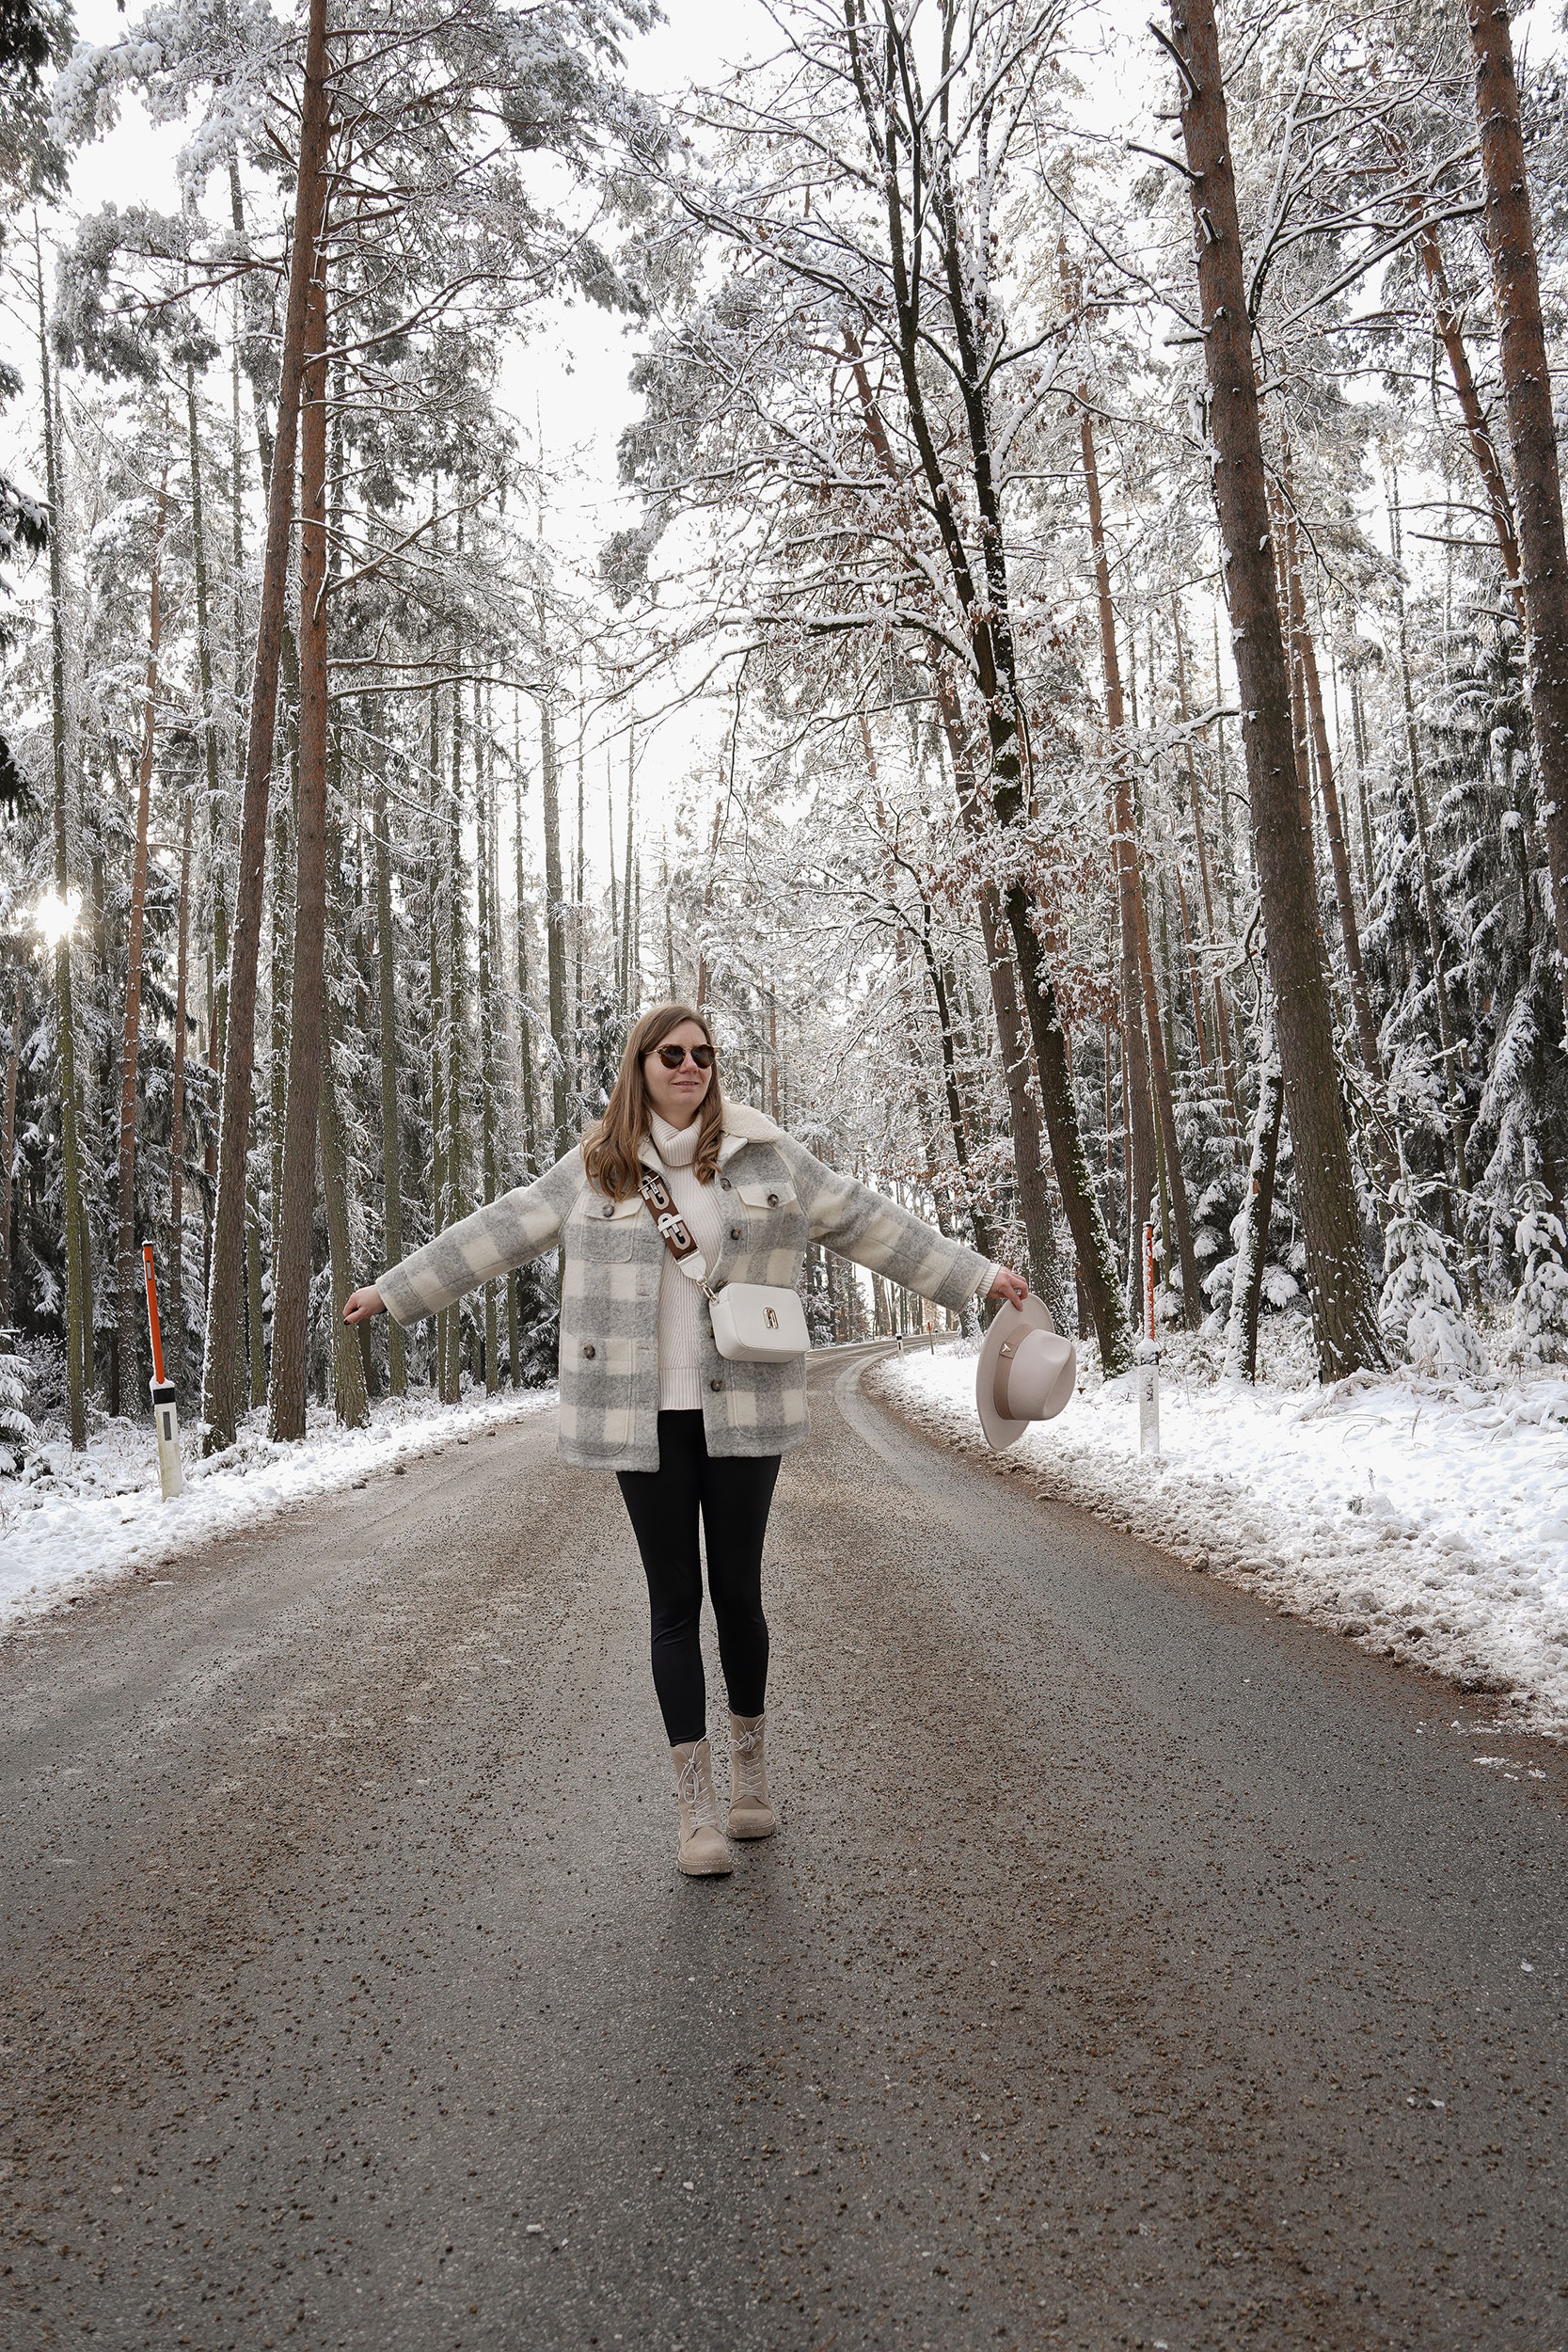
[637, 1169, 711, 1285]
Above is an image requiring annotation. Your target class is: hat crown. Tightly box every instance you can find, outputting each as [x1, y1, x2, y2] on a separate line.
[1000, 1327, 1075, 1421]
[976, 1296, 1077, 1448]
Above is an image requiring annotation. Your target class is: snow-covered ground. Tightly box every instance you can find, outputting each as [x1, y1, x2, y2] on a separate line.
[0, 1384, 559, 1629]
[873, 1335, 1568, 1734]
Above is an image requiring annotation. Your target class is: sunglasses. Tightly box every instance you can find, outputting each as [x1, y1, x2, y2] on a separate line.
[650, 1043, 715, 1070]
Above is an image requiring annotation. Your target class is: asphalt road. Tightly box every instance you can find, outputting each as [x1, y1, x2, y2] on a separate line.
[3, 1344, 1564, 2352]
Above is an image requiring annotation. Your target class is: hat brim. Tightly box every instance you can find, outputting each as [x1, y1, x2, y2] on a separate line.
[975, 1295, 1069, 1452]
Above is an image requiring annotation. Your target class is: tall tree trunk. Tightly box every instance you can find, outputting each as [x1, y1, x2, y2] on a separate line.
[428, 732, 447, 1397]
[443, 645, 466, 1405]
[847, 330, 1127, 1363]
[1396, 616, 1481, 1303]
[246, 1168, 265, 1408]
[1079, 404, 1157, 1279]
[1130, 825, 1202, 1325]
[372, 771, 407, 1395]
[916, 908, 998, 1263]
[185, 359, 228, 1082]
[863, 711, 997, 1262]
[1417, 214, 1525, 614]
[1169, 0, 1386, 1375]
[622, 736, 637, 1009]
[1171, 599, 1241, 1150]
[1466, 0, 1568, 1035]
[1224, 1021, 1285, 1383]
[978, 888, 1067, 1327]
[477, 693, 499, 1395]
[318, 981, 369, 1429]
[537, 683, 570, 1158]
[36, 240, 87, 1447]
[0, 1005, 18, 1327]
[168, 790, 192, 1398]
[203, 0, 332, 1448]
[115, 478, 167, 1416]
[514, 769, 540, 1172]
[267, 220, 331, 1443]
[1278, 462, 1384, 1089]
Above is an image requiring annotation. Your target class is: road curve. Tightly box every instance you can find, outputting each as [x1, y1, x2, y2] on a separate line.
[2, 1344, 1563, 2351]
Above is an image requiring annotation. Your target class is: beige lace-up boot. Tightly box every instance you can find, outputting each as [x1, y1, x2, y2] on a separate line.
[727, 1712, 775, 1839]
[671, 1738, 732, 1876]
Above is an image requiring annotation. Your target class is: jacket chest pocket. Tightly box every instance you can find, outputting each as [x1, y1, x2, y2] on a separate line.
[577, 1193, 646, 1257]
[734, 1180, 798, 1217]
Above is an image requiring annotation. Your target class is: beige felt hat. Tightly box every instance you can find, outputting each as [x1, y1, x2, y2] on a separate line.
[976, 1295, 1077, 1452]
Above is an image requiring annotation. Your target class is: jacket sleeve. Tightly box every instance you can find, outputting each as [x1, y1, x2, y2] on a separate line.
[776, 1136, 990, 1313]
[376, 1149, 583, 1327]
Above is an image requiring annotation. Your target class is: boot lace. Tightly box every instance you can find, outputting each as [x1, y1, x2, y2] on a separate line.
[676, 1740, 723, 1832]
[731, 1715, 768, 1803]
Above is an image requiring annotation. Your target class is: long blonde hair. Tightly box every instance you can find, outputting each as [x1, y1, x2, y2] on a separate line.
[582, 1003, 725, 1200]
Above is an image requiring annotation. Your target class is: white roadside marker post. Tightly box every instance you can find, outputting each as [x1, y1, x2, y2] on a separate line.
[1137, 1219, 1160, 1456]
[142, 1242, 184, 1500]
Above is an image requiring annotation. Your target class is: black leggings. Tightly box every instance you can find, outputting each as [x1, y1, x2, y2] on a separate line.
[616, 1410, 781, 1746]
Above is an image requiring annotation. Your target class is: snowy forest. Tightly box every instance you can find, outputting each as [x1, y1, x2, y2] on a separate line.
[4, 0, 1568, 1477]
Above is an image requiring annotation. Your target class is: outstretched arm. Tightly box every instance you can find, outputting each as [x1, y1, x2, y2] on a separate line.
[778, 1137, 1026, 1311]
[344, 1149, 584, 1329]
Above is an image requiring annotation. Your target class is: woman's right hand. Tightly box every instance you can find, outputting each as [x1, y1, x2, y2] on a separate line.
[343, 1284, 385, 1326]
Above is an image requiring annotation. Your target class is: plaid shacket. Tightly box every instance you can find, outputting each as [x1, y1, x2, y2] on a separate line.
[375, 1101, 990, 1471]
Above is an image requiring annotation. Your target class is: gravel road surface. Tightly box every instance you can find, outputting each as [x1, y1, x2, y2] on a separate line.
[3, 1343, 1564, 2352]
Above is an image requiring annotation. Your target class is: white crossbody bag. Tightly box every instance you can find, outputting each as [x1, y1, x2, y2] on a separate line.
[638, 1168, 810, 1363]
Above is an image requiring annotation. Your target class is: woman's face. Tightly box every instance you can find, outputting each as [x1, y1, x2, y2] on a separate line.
[642, 1020, 714, 1130]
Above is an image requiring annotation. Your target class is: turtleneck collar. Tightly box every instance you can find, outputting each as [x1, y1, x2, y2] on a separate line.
[650, 1110, 703, 1168]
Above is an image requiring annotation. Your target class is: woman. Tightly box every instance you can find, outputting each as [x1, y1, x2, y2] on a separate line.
[345, 1004, 1028, 1878]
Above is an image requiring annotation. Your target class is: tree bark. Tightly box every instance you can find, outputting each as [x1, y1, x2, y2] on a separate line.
[267, 222, 331, 1443]
[114, 478, 167, 1416]
[477, 694, 499, 1395]
[203, 0, 331, 1449]
[317, 981, 369, 1429]
[1224, 1024, 1285, 1383]
[1131, 820, 1202, 1325]
[1079, 405, 1157, 1276]
[537, 682, 570, 1158]
[246, 1169, 266, 1408]
[514, 770, 540, 1172]
[1466, 0, 1568, 1034]
[37, 245, 87, 1447]
[372, 771, 407, 1395]
[0, 1007, 18, 1327]
[168, 790, 193, 1398]
[1169, 0, 1386, 1375]
[844, 195, 1131, 1366]
[1418, 215, 1524, 613]
[185, 359, 228, 1081]
[443, 646, 466, 1405]
[1281, 546, 1384, 1089]
[1171, 598, 1241, 1150]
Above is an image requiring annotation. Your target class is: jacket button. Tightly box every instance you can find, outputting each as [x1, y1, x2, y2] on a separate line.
[730, 1225, 742, 1240]
[719, 1177, 731, 1189]
[582, 1343, 596, 1359]
[602, 1202, 615, 1218]
[767, 1193, 779, 1207]
[709, 1377, 723, 1392]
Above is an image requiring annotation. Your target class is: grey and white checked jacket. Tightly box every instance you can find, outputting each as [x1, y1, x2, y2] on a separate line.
[376, 1101, 990, 1471]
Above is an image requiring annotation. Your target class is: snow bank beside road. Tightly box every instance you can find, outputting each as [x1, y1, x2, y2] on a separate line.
[0, 1384, 558, 1630]
[872, 1340, 1568, 1732]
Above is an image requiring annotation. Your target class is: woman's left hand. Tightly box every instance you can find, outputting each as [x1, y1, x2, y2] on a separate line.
[987, 1266, 1030, 1311]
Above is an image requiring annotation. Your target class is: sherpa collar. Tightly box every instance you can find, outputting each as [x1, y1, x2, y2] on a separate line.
[636, 1097, 781, 1172]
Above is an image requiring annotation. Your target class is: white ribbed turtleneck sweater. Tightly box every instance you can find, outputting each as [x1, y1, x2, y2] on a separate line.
[650, 1112, 724, 1411]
